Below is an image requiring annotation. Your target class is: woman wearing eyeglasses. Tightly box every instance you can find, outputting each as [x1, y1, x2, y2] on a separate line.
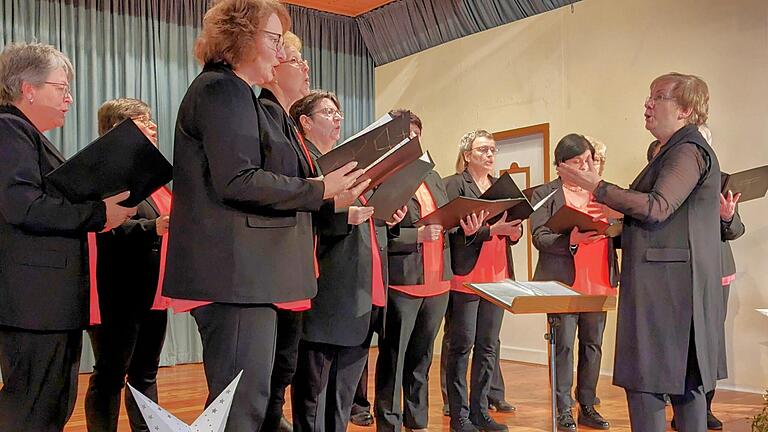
[530, 134, 618, 431]
[289, 91, 406, 432]
[257, 31, 328, 432]
[557, 73, 722, 431]
[162, 1, 365, 430]
[84, 98, 171, 432]
[0, 43, 136, 431]
[443, 130, 523, 432]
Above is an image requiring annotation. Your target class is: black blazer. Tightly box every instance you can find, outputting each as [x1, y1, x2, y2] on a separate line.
[301, 140, 393, 347]
[443, 170, 516, 278]
[96, 198, 163, 317]
[720, 209, 745, 278]
[0, 105, 106, 331]
[162, 63, 325, 304]
[388, 170, 453, 285]
[530, 178, 619, 287]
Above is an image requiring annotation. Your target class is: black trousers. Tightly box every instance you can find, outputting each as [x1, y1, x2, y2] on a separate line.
[263, 309, 303, 430]
[629, 325, 706, 432]
[375, 290, 449, 431]
[192, 303, 277, 432]
[351, 362, 370, 415]
[292, 309, 380, 432]
[444, 291, 505, 422]
[0, 326, 82, 432]
[440, 302, 505, 406]
[550, 311, 606, 413]
[85, 309, 168, 432]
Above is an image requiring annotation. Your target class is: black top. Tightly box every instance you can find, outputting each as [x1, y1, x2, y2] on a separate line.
[162, 62, 324, 304]
[0, 105, 106, 330]
[443, 170, 517, 277]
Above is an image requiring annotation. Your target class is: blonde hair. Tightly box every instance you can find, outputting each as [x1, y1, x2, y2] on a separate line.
[651, 72, 709, 126]
[194, 0, 290, 67]
[97, 98, 151, 135]
[0, 42, 74, 105]
[585, 135, 607, 175]
[283, 31, 302, 52]
[455, 129, 494, 173]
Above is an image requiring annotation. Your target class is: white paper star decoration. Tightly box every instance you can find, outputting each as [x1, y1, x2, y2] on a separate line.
[128, 370, 243, 432]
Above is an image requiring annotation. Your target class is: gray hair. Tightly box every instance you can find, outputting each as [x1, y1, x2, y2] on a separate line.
[0, 42, 74, 105]
[455, 129, 494, 173]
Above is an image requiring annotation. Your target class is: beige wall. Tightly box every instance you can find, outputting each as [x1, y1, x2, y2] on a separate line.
[376, 0, 768, 392]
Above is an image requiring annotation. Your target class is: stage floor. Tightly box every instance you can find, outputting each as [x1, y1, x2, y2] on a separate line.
[63, 352, 765, 431]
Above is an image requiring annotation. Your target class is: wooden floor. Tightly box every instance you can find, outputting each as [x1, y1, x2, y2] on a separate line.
[63, 352, 764, 431]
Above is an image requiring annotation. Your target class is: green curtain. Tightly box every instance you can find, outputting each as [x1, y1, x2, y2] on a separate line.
[1, 0, 208, 371]
[1, 0, 377, 374]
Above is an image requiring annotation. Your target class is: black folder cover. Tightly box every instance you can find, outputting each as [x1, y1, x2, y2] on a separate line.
[415, 197, 523, 230]
[316, 113, 410, 175]
[721, 165, 768, 203]
[45, 119, 172, 207]
[367, 151, 435, 221]
[356, 136, 423, 193]
[544, 205, 622, 237]
[480, 174, 547, 223]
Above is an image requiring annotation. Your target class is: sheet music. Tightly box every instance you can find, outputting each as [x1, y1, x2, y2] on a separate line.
[469, 279, 578, 307]
[339, 113, 393, 146]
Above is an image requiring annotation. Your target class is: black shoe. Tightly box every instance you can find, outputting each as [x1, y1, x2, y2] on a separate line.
[469, 414, 508, 431]
[557, 410, 577, 431]
[277, 416, 293, 432]
[578, 405, 610, 430]
[349, 411, 374, 427]
[488, 399, 517, 413]
[450, 417, 479, 432]
[707, 410, 723, 430]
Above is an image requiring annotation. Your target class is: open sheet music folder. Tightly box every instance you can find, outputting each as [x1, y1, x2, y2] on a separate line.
[367, 151, 435, 221]
[45, 119, 172, 207]
[480, 173, 555, 222]
[721, 165, 768, 203]
[465, 279, 617, 314]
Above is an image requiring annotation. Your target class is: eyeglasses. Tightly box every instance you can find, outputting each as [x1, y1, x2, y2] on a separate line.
[645, 94, 676, 106]
[43, 81, 72, 98]
[471, 145, 498, 155]
[262, 30, 284, 53]
[131, 115, 156, 128]
[311, 108, 344, 119]
[279, 57, 308, 68]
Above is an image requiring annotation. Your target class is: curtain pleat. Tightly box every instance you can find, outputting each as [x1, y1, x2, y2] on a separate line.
[356, 0, 578, 65]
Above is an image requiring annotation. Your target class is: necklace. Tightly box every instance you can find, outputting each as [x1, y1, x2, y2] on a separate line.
[563, 184, 583, 193]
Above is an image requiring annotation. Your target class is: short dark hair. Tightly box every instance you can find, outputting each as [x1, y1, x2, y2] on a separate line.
[554, 134, 594, 165]
[289, 90, 341, 135]
[388, 109, 422, 132]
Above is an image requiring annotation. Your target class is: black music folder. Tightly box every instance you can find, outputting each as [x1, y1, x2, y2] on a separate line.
[316, 112, 410, 177]
[480, 173, 555, 223]
[721, 165, 768, 203]
[415, 197, 522, 230]
[356, 135, 423, 193]
[544, 205, 622, 237]
[45, 119, 172, 207]
[367, 151, 435, 221]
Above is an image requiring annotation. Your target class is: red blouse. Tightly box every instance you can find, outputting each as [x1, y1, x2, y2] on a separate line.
[450, 234, 508, 294]
[564, 191, 615, 296]
[390, 183, 450, 298]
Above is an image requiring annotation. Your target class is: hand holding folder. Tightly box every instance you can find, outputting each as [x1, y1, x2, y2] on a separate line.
[544, 205, 622, 237]
[721, 164, 768, 203]
[45, 119, 172, 207]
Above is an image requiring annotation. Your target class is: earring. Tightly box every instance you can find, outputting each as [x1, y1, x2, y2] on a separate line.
[28, 97, 33, 104]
